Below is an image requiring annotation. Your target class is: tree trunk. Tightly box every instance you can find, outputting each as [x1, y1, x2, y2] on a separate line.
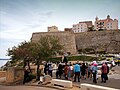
[36, 59, 40, 80]
[23, 59, 27, 68]
[28, 60, 32, 73]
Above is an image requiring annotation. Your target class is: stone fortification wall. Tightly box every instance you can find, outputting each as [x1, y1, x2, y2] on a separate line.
[75, 30, 120, 53]
[31, 30, 120, 54]
[31, 31, 77, 54]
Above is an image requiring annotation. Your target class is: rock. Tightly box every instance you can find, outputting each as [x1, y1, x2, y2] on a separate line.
[42, 75, 52, 84]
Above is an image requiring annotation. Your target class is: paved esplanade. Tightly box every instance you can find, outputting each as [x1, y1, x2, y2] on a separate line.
[0, 85, 58, 90]
[73, 66, 120, 89]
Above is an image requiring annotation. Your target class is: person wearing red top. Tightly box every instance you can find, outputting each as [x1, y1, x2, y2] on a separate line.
[101, 63, 108, 83]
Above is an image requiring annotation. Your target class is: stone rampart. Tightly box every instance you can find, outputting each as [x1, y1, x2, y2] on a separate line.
[75, 30, 120, 53]
[31, 31, 77, 54]
[31, 30, 120, 54]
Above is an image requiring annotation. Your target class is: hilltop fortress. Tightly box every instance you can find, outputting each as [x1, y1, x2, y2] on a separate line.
[31, 15, 119, 54]
[31, 30, 120, 54]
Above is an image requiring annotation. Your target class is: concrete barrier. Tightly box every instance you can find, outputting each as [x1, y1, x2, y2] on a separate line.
[51, 79, 72, 88]
[80, 83, 119, 90]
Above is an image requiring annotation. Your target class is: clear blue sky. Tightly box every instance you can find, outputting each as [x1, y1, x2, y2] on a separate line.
[0, 0, 120, 59]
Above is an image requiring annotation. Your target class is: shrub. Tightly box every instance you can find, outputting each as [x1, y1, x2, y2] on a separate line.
[68, 55, 96, 61]
[46, 55, 96, 63]
[48, 57, 62, 63]
[29, 73, 36, 80]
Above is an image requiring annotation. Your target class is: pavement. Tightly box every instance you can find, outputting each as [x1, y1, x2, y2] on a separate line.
[0, 66, 120, 90]
[0, 85, 59, 90]
[72, 66, 120, 89]
[25, 66, 120, 89]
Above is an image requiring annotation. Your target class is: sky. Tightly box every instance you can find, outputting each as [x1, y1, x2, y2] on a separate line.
[0, 0, 120, 60]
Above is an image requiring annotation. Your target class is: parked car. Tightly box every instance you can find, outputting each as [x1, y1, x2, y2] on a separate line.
[97, 61, 112, 70]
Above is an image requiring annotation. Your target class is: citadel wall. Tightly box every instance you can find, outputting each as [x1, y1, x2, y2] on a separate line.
[75, 30, 120, 53]
[31, 31, 77, 54]
[31, 30, 120, 54]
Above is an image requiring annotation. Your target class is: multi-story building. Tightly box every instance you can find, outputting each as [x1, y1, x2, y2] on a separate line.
[94, 15, 118, 31]
[72, 21, 92, 33]
[48, 26, 59, 32]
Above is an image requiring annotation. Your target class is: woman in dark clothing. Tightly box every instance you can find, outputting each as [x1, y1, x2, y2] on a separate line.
[58, 63, 63, 79]
[81, 63, 86, 79]
[44, 63, 48, 75]
[23, 68, 30, 84]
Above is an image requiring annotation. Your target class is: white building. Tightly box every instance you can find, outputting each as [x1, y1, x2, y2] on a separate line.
[72, 21, 92, 33]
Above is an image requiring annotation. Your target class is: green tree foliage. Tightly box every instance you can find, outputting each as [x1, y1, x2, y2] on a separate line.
[8, 36, 63, 80]
[8, 41, 34, 72]
[34, 35, 63, 80]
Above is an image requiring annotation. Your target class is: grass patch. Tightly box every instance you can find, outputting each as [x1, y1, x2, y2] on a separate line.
[68, 55, 96, 61]
[48, 55, 96, 62]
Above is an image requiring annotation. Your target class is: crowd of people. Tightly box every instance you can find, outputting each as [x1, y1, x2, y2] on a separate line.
[43, 60, 110, 84]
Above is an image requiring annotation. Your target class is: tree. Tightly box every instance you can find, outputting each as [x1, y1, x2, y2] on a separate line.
[34, 35, 63, 80]
[8, 36, 63, 81]
[8, 41, 34, 72]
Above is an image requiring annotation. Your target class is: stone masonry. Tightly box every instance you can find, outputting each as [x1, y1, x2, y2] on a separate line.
[6, 67, 24, 83]
[75, 30, 120, 53]
[31, 31, 77, 54]
[31, 30, 120, 54]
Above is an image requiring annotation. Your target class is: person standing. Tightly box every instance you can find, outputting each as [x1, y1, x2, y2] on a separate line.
[68, 62, 73, 80]
[81, 63, 87, 80]
[64, 63, 69, 80]
[101, 63, 108, 83]
[92, 63, 98, 83]
[23, 67, 30, 84]
[63, 56, 68, 63]
[88, 64, 92, 79]
[48, 63, 53, 77]
[74, 61, 81, 82]
[44, 62, 48, 75]
[58, 63, 63, 79]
